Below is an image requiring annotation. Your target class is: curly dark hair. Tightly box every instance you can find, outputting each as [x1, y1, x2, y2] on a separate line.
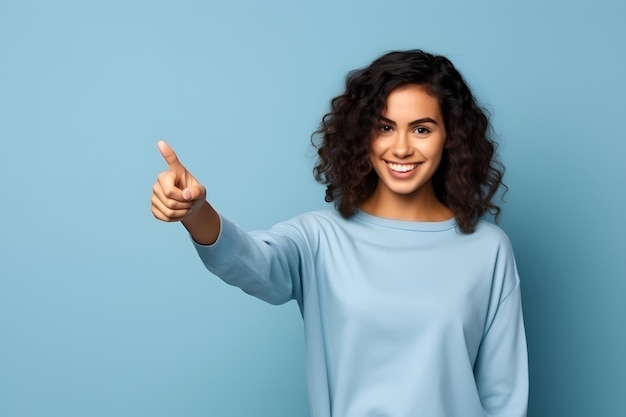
[312, 49, 505, 233]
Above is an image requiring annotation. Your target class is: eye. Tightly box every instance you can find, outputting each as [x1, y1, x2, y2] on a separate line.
[414, 126, 430, 135]
[379, 124, 393, 133]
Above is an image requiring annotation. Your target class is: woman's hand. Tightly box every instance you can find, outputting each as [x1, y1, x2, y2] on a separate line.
[151, 141, 220, 245]
[151, 140, 207, 223]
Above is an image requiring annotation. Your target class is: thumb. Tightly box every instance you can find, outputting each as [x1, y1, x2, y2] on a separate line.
[182, 185, 205, 201]
[158, 140, 185, 172]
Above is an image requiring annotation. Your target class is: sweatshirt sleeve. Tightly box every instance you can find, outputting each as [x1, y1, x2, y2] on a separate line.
[190, 213, 308, 306]
[473, 240, 529, 417]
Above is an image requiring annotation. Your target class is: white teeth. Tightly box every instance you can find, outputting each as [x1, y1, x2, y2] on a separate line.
[387, 162, 418, 172]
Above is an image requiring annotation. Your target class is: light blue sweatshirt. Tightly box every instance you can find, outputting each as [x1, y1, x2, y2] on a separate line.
[193, 210, 528, 417]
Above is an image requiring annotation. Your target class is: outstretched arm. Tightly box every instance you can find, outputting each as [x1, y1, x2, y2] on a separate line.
[151, 140, 220, 245]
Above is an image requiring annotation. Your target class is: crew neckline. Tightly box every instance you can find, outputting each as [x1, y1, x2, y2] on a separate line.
[353, 210, 457, 232]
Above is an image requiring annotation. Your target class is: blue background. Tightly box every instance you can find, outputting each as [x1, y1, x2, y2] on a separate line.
[1, 0, 624, 416]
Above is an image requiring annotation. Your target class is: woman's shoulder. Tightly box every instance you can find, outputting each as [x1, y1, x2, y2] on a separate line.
[474, 219, 509, 236]
[281, 209, 346, 231]
[471, 220, 515, 253]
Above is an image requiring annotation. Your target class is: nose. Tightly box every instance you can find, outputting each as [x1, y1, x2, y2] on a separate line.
[391, 131, 413, 158]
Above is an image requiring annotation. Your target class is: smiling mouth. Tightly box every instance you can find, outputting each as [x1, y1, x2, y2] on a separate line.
[386, 162, 420, 173]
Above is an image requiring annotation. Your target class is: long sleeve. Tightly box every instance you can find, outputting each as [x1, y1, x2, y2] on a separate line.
[191, 214, 309, 306]
[473, 243, 528, 417]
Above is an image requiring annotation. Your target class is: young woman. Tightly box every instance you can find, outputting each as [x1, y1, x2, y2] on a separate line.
[151, 49, 528, 417]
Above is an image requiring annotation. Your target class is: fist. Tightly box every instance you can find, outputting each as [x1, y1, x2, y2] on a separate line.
[151, 141, 207, 222]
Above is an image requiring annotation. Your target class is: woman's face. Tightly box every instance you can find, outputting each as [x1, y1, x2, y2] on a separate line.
[369, 84, 447, 203]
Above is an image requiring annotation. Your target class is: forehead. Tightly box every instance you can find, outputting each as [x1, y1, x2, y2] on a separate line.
[382, 84, 442, 118]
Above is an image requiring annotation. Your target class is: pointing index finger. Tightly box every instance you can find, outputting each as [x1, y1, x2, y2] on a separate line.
[158, 140, 184, 171]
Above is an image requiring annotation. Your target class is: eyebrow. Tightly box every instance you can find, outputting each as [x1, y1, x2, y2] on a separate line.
[379, 116, 439, 126]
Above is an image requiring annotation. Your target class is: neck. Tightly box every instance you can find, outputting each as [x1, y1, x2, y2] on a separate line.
[359, 184, 454, 222]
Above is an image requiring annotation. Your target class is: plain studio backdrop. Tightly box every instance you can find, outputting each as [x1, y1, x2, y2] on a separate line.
[0, 0, 624, 416]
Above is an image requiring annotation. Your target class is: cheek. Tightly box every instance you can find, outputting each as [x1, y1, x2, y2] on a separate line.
[428, 137, 447, 156]
[368, 140, 386, 161]
[432, 145, 447, 170]
[368, 152, 379, 171]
